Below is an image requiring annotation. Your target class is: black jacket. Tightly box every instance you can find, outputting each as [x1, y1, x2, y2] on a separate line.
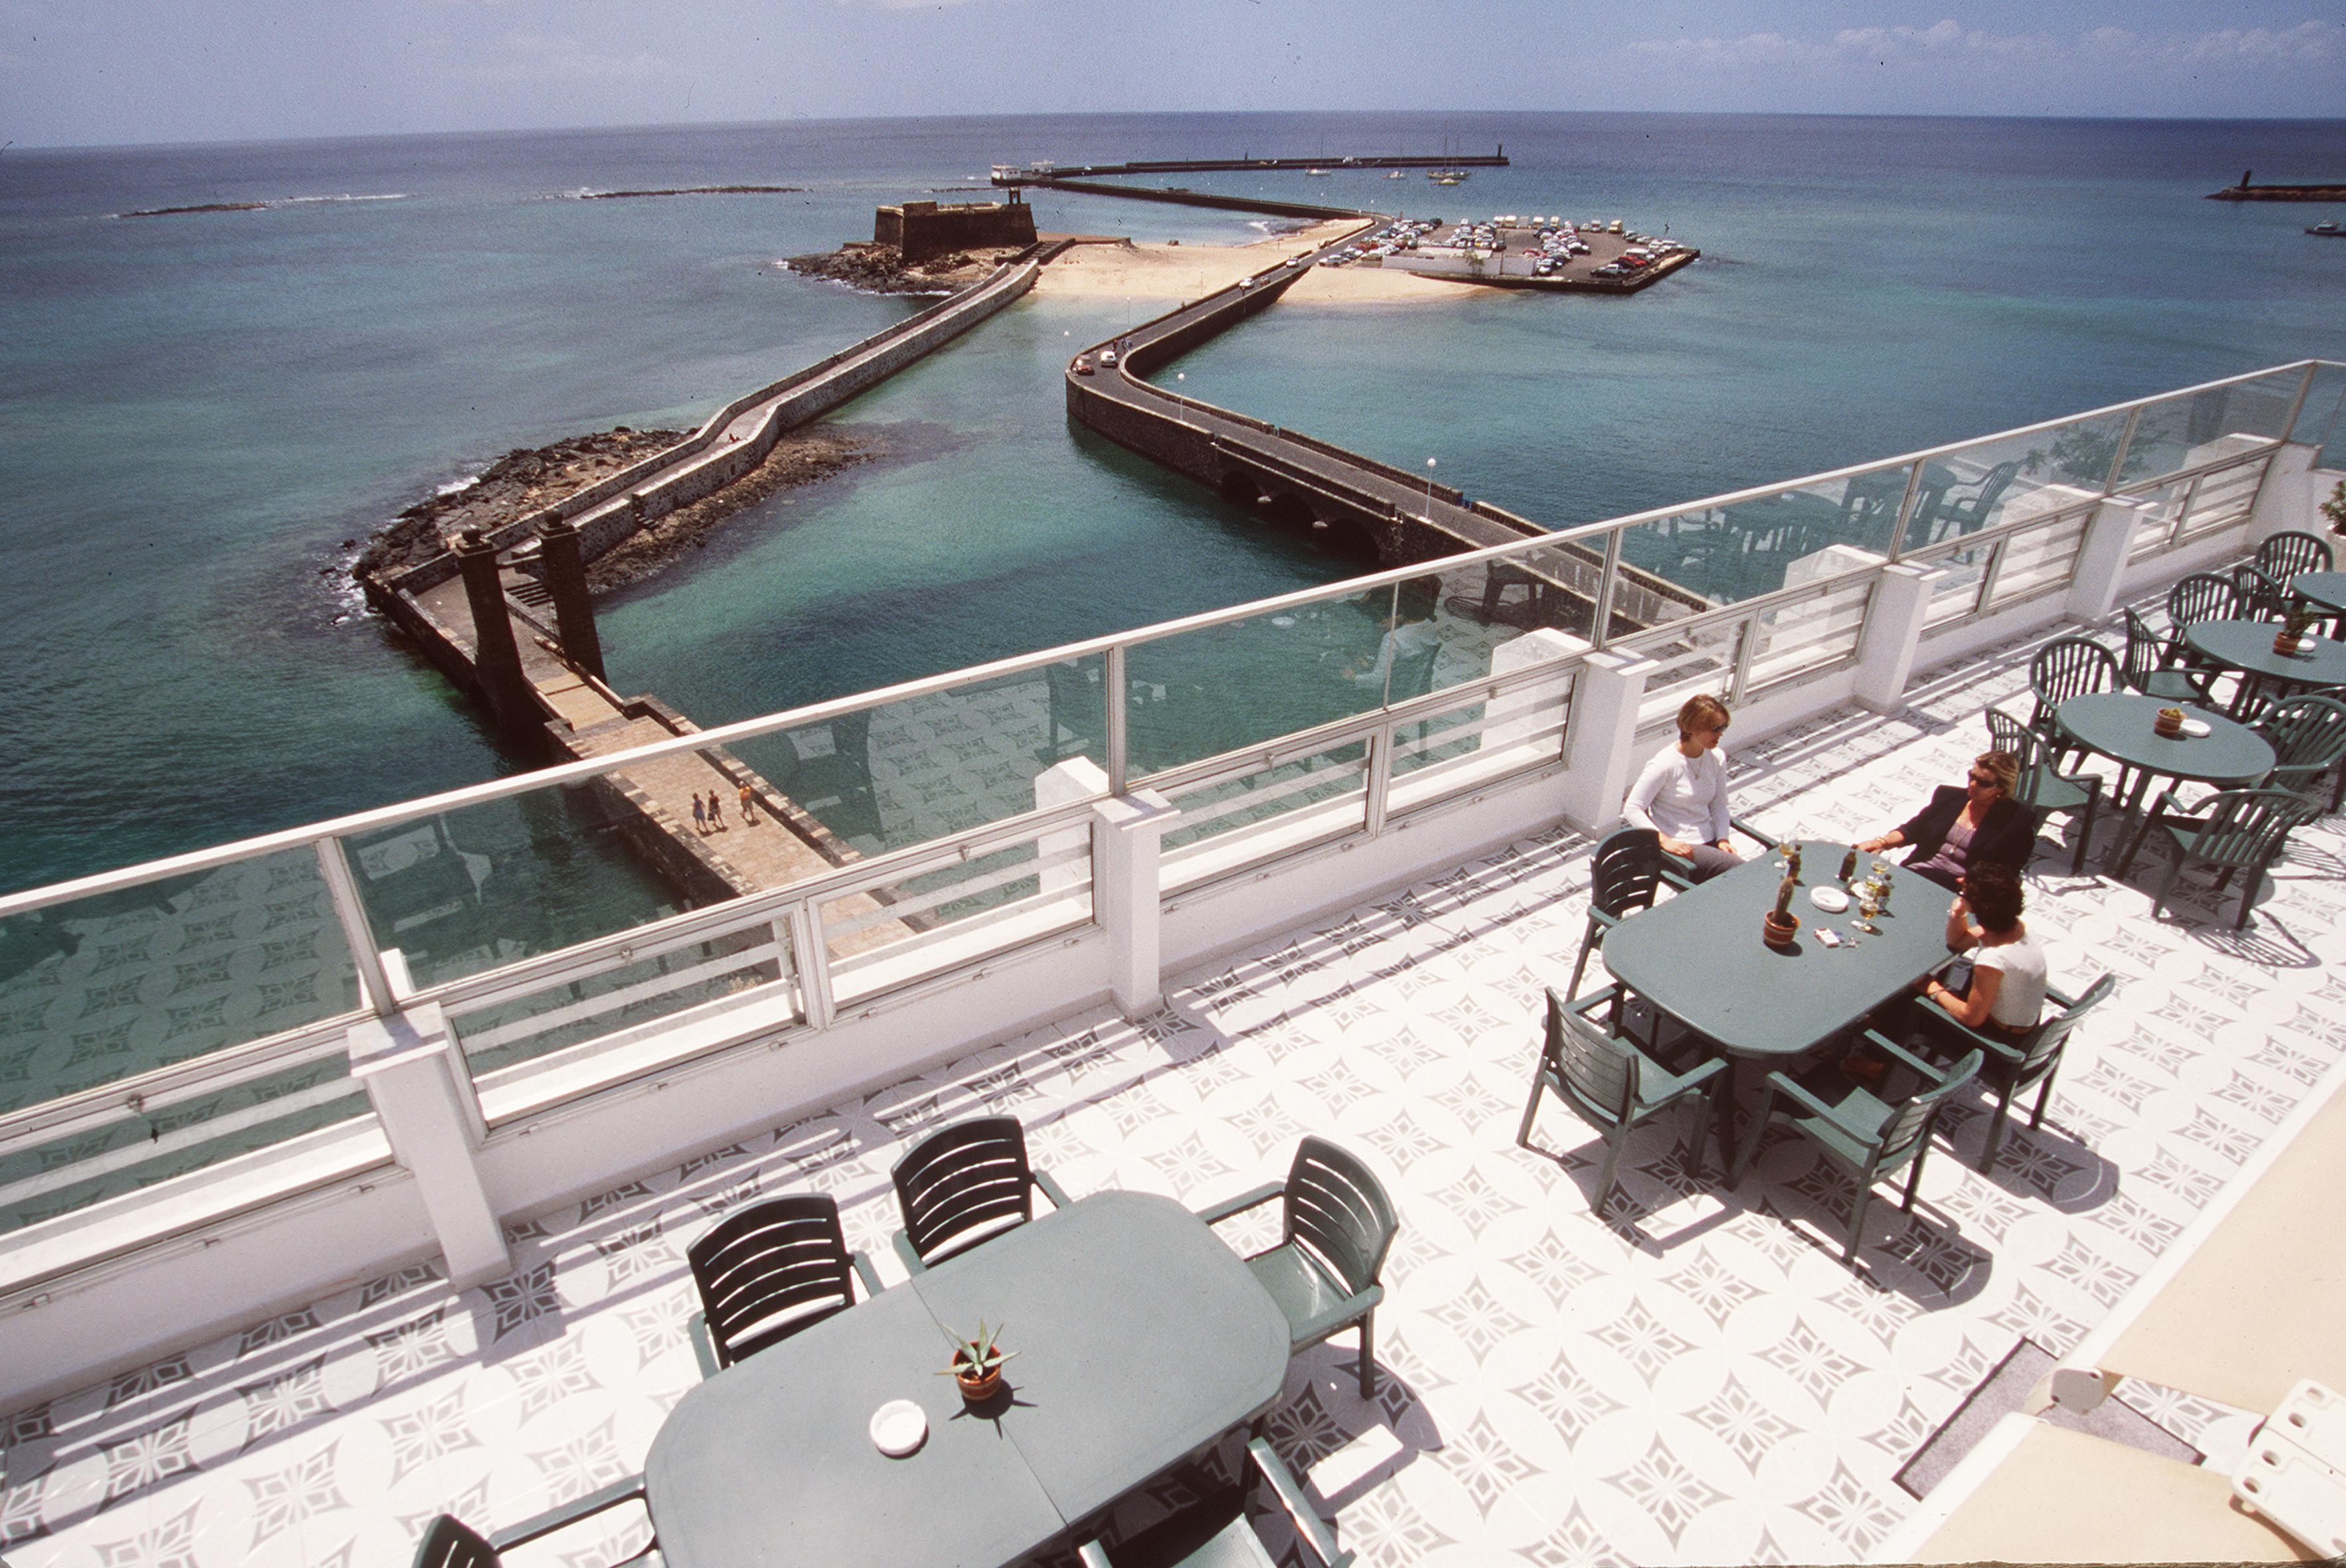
[1894, 787, 2035, 874]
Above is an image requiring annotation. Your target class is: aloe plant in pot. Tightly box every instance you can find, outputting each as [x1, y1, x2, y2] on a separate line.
[938, 1320, 1017, 1405]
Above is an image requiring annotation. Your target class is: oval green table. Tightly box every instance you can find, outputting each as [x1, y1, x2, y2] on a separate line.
[2053, 692, 2276, 873]
[2182, 619, 2346, 717]
[2292, 570, 2346, 619]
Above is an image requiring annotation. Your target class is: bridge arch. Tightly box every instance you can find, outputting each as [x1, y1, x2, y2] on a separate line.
[1263, 489, 1317, 532]
[1218, 469, 1266, 510]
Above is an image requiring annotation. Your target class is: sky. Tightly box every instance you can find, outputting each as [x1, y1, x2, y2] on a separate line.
[1, 0, 2343, 149]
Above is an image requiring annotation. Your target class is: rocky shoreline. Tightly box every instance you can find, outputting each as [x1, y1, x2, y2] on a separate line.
[784, 242, 1027, 295]
[350, 423, 877, 595]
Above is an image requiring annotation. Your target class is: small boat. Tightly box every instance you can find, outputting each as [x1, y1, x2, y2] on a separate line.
[1385, 169, 1410, 180]
[2311, 220, 2344, 237]
[1305, 167, 1331, 177]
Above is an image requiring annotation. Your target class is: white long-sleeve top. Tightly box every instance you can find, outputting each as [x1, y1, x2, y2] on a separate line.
[1623, 744, 1732, 845]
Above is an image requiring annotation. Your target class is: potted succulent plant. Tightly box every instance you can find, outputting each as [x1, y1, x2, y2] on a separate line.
[1763, 868, 1801, 949]
[2276, 605, 2319, 657]
[2155, 705, 2187, 738]
[938, 1320, 1016, 1405]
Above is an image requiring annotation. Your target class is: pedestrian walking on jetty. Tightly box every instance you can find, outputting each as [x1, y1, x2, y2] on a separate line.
[707, 790, 729, 832]
[691, 795, 708, 834]
[738, 783, 757, 826]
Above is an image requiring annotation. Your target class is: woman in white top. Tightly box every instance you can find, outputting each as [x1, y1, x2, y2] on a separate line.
[1918, 861, 2047, 1037]
[1622, 694, 1742, 882]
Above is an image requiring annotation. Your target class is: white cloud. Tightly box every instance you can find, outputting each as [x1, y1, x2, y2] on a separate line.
[442, 31, 683, 84]
[1627, 17, 2340, 74]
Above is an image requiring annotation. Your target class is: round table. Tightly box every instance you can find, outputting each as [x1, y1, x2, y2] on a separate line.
[2053, 692, 2276, 873]
[2183, 619, 2346, 716]
[2292, 570, 2346, 618]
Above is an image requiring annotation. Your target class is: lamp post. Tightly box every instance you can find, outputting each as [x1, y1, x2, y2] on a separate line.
[1175, 372, 1191, 433]
[1424, 457, 1438, 520]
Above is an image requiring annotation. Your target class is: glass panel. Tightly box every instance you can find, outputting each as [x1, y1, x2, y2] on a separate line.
[0, 1050, 367, 1237]
[1618, 469, 1906, 609]
[1159, 739, 1369, 856]
[1987, 515, 2090, 607]
[1743, 580, 1873, 694]
[2177, 460, 2267, 541]
[2126, 479, 2191, 560]
[1900, 416, 2126, 553]
[347, 785, 679, 993]
[1392, 671, 1576, 780]
[819, 835, 1088, 973]
[728, 656, 1108, 859]
[2288, 362, 2346, 469]
[0, 849, 359, 1119]
[1414, 542, 1602, 654]
[2120, 371, 2302, 487]
[1632, 617, 1745, 731]
[1920, 538, 1995, 627]
[1610, 507, 1731, 621]
[450, 916, 794, 1081]
[1124, 596, 1393, 777]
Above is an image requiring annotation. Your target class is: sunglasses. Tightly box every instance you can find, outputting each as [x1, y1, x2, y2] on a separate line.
[1967, 771, 1999, 787]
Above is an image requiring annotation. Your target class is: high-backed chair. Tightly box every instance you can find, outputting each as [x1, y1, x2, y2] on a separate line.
[2027, 636, 2120, 761]
[1936, 460, 2021, 537]
[1984, 709, 2102, 872]
[1199, 1137, 1398, 1398]
[1569, 827, 1669, 997]
[1729, 1038, 1979, 1265]
[2118, 607, 2216, 705]
[2116, 787, 2321, 927]
[890, 1115, 1072, 1274]
[1076, 1438, 1353, 1568]
[2165, 571, 2246, 651]
[2231, 562, 2296, 623]
[2257, 528, 2335, 582]
[686, 1193, 881, 1377]
[2255, 694, 2346, 813]
[411, 1479, 651, 1568]
[1912, 975, 2116, 1172]
[1519, 986, 1726, 1211]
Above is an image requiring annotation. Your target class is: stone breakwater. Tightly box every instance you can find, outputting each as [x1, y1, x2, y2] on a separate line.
[785, 243, 1029, 296]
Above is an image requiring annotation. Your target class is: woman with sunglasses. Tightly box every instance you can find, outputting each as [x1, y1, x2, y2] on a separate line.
[1853, 750, 2033, 892]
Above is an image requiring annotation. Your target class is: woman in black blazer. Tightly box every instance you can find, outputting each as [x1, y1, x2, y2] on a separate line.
[1855, 751, 2036, 890]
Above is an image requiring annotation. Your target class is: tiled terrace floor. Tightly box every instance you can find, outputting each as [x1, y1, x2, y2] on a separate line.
[6, 610, 2345, 1568]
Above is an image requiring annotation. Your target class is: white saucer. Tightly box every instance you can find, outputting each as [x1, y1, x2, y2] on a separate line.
[1808, 886, 1851, 913]
[2179, 719, 2213, 738]
[870, 1399, 927, 1458]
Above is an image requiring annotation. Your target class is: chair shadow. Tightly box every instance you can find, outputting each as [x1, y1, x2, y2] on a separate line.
[1729, 1134, 1997, 1307]
[1929, 1097, 2122, 1215]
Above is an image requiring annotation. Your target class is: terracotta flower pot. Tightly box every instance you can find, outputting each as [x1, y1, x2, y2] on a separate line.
[954, 1364, 1003, 1405]
[1762, 911, 1800, 950]
[2154, 708, 2185, 738]
[2276, 630, 2306, 657]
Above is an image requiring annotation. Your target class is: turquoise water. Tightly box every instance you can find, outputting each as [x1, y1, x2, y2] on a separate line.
[5, 112, 2346, 896]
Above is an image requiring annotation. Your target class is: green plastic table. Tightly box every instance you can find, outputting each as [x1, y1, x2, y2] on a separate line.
[1600, 844, 1960, 1148]
[2053, 692, 2276, 870]
[644, 1191, 1289, 1568]
[2292, 570, 2346, 619]
[2182, 619, 2346, 716]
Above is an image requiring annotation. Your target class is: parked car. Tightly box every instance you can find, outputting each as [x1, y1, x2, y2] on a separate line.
[1072, 356, 1094, 375]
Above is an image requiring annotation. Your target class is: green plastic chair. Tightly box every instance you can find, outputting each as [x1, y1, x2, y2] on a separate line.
[2026, 635, 2120, 761]
[2231, 562, 2296, 624]
[889, 1115, 1072, 1275]
[685, 1193, 882, 1379]
[1728, 1035, 1980, 1264]
[1199, 1137, 1397, 1399]
[1568, 828, 1669, 998]
[411, 1478, 651, 1568]
[1935, 459, 2020, 537]
[1984, 709, 2102, 872]
[2258, 528, 2335, 581]
[1518, 985, 1726, 1210]
[2253, 694, 2346, 813]
[2116, 787, 2321, 928]
[1912, 974, 2116, 1172]
[2118, 607, 2217, 706]
[1076, 1437, 1353, 1568]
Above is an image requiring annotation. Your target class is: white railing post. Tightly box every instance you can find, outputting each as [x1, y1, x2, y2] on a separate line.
[1483, 629, 1585, 753]
[1091, 789, 1180, 1019]
[1557, 649, 1657, 834]
[2066, 495, 2157, 624]
[347, 950, 509, 1287]
[1853, 563, 1944, 714]
[1035, 756, 1111, 896]
[315, 836, 396, 1017]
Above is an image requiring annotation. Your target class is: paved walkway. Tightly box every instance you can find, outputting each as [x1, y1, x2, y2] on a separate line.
[4, 599, 2338, 1567]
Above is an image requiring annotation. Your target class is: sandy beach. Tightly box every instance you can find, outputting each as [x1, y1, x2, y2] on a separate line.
[1031, 219, 1479, 305]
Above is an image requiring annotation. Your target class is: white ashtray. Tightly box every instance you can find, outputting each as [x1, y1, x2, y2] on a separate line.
[2179, 719, 2213, 738]
[1809, 886, 1851, 913]
[869, 1399, 927, 1458]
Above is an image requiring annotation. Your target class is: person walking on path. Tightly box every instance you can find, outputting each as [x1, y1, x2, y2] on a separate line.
[706, 790, 728, 832]
[738, 783, 757, 826]
[691, 795, 709, 835]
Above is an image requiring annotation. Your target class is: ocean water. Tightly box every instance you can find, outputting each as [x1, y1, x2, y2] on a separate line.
[4, 112, 2345, 897]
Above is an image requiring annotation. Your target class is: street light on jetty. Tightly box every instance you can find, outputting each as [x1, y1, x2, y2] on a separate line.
[1424, 457, 1438, 520]
[1175, 372, 1191, 433]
